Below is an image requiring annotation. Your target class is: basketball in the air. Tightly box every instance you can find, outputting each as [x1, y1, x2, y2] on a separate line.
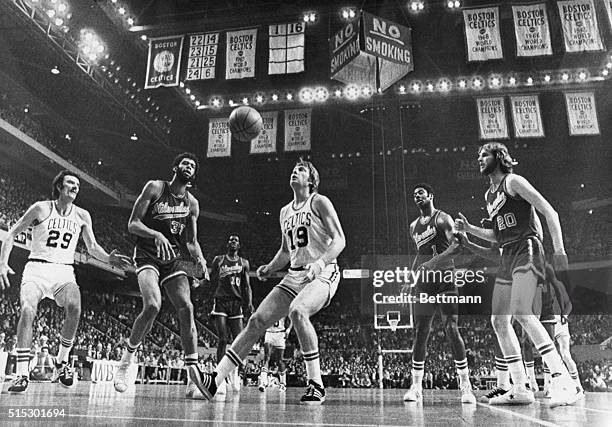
[228, 106, 263, 141]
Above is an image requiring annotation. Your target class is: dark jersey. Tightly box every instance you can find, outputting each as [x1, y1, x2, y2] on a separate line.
[134, 181, 191, 262]
[412, 210, 453, 270]
[213, 255, 247, 300]
[486, 174, 539, 245]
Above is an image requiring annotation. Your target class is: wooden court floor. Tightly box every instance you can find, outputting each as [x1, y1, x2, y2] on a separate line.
[0, 382, 610, 426]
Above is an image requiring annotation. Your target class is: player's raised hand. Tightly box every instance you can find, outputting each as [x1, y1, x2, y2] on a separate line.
[108, 250, 133, 269]
[454, 212, 471, 233]
[256, 264, 270, 281]
[0, 263, 15, 291]
[154, 232, 176, 261]
[454, 231, 469, 246]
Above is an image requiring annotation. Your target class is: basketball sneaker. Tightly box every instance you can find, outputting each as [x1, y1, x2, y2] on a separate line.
[549, 375, 583, 408]
[403, 384, 423, 403]
[188, 365, 217, 401]
[113, 359, 132, 393]
[530, 378, 539, 393]
[300, 380, 325, 405]
[186, 380, 206, 399]
[460, 383, 476, 404]
[478, 387, 509, 403]
[489, 384, 534, 405]
[8, 375, 29, 393]
[216, 378, 228, 397]
[53, 363, 77, 388]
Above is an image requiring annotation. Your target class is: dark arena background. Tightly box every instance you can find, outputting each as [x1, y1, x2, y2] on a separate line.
[0, 0, 611, 425]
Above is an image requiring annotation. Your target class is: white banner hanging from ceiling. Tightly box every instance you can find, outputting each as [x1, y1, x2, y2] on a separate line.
[510, 95, 545, 138]
[185, 32, 219, 81]
[226, 28, 257, 79]
[476, 96, 509, 140]
[268, 23, 305, 75]
[557, 0, 604, 52]
[511, 3, 553, 57]
[605, 1, 612, 30]
[207, 118, 232, 157]
[463, 6, 504, 62]
[250, 111, 278, 154]
[284, 109, 311, 152]
[564, 92, 600, 135]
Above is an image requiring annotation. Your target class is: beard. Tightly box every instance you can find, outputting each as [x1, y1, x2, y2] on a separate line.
[176, 169, 193, 185]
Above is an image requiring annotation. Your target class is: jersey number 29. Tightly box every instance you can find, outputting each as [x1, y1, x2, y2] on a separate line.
[46, 231, 73, 249]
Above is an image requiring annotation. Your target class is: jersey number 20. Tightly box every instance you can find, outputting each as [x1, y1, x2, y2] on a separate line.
[287, 226, 309, 250]
[46, 231, 73, 249]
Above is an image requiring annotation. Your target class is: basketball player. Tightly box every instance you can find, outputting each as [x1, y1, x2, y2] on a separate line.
[455, 142, 581, 407]
[402, 184, 476, 404]
[113, 153, 208, 399]
[189, 158, 345, 404]
[0, 170, 132, 393]
[259, 317, 291, 391]
[209, 234, 253, 392]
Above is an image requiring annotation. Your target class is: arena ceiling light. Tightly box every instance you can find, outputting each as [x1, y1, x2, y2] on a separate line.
[130, 132, 138, 141]
[302, 11, 317, 23]
[408, 1, 425, 13]
[447, 0, 461, 9]
[341, 7, 357, 20]
[50, 65, 60, 74]
[314, 87, 329, 102]
[78, 29, 106, 63]
[299, 87, 315, 103]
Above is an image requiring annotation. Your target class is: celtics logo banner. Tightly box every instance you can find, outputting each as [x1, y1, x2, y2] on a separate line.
[145, 35, 184, 89]
[284, 109, 311, 152]
[512, 3, 553, 57]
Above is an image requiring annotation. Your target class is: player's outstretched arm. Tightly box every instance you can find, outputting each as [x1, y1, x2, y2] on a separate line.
[80, 209, 132, 269]
[455, 232, 501, 262]
[256, 225, 290, 281]
[507, 174, 567, 270]
[185, 195, 208, 279]
[455, 212, 497, 242]
[0, 202, 43, 290]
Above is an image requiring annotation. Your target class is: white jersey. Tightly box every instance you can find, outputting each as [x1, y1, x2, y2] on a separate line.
[267, 317, 287, 334]
[279, 193, 333, 268]
[29, 201, 83, 265]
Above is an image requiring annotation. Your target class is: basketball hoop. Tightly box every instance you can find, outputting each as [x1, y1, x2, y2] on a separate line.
[386, 311, 401, 332]
[389, 319, 399, 332]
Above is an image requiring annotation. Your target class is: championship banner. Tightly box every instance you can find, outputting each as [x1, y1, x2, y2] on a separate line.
[564, 92, 600, 135]
[512, 3, 553, 57]
[145, 35, 184, 89]
[207, 118, 232, 157]
[268, 23, 305, 75]
[186, 32, 219, 80]
[510, 95, 545, 138]
[226, 28, 257, 79]
[476, 97, 509, 140]
[284, 109, 311, 152]
[463, 7, 504, 62]
[250, 111, 278, 154]
[557, 0, 604, 52]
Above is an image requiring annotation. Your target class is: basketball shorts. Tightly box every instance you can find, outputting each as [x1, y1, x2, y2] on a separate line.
[497, 236, 545, 285]
[210, 299, 244, 319]
[134, 250, 187, 286]
[21, 261, 77, 301]
[264, 331, 286, 349]
[275, 263, 340, 307]
[413, 277, 458, 318]
[553, 315, 570, 342]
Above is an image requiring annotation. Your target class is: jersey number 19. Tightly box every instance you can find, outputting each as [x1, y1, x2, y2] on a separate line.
[287, 226, 309, 251]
